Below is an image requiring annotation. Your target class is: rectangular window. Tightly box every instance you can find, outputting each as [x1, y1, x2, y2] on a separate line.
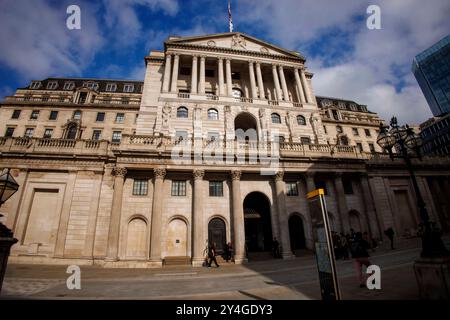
[78, 92, 88, 104]
[11, 110, 21, 119]
[286, 182, 299, 196]
[133, 179, 148, 196]
[356, 143, 363, 152]
[112, 131, 122, 143]
[43, 128, 53, 139]
[96, 112, 105, 122]
[352, 128, 359, 136]
[300, 137, 311, 144]
[63, 82, 75, 90]
[92, 130, 102, 140]
[49, 110, 58, 120]
[30, 81, 41, 89]
[364, 129, 371, 137]
[105, 83, 117, 92]
[5, 127, 15, 137]
[209, 181, 223, 197]
[369, 143, 376, 153]
[46, 81, 58, 90]
[30, 110, 39, 120]
[171, 180, 186, 196]
[123, 84, 134, 93]
[115, 113, 125, 123]
[24, 128, 34, 138]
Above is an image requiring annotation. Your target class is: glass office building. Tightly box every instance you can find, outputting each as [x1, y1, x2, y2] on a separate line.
[412, 35, 450, 116]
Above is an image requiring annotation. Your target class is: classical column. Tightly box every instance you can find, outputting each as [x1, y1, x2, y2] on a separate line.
[226, 59, 233, 96]
[300, 68, 313, 103]
[274, 171, 294, 259]
[192, 169, 205, 266]
[255, 62, 265, 99]
[190, 55, 198, 94]
[149, 168, 166, 264]
[170, 54, 180, 93]
[218, 57, 225, 96]
[231, 170, 246, 263]
[305, 172, 316, 193]
[278, 65, 289, 101]
[334, 173, 351, 234]
[162, 53, 172, 93]
[359, 173, 380, 238]
[198, 55, 206, 95]
[105, 167, 127, 261]
[272, 64, 282, 101]
[294, 68, 306, 104]
[248, 61, 258, 99]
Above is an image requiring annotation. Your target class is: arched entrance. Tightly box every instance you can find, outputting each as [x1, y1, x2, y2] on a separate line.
[166, 218, 188, 257]
[208, 218, 226, 255]
[243, 192, 273, 253]
[289, 214, 306, 255]
[234, 112, 258, 141]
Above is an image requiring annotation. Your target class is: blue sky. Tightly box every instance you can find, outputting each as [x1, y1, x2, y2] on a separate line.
[0, 0, 449, 124]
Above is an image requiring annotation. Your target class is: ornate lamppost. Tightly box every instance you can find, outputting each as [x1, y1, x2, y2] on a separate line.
[0, 168, 19, 294]
[377, 117, 450, 299]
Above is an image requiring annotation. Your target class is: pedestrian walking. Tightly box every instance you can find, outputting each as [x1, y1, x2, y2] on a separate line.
[207, 242, 220, 268]
[272, 237, 280, 258]
[384, 227, 395, 250]
[340, 233, 349, 259]
[350, 232, 372, 288]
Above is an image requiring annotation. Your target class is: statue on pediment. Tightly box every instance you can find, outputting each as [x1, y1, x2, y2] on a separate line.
[231, 34, 246, 49]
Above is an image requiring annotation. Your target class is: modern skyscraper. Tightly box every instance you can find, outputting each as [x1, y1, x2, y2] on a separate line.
[412, 35, 450, 116]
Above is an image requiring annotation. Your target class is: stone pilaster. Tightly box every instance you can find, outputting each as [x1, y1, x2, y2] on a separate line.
[231, 170, 246, 263]
[255, 62, 265, 99]
[149, 168, 166, 265]
[190, 55, 198, 94]
[170, 54, 179, 93]
[192, 169, 205, 266]
[359, 173, 381, 239]
[248, 61, 258, 99]
[274, 171, 294, 259]
[162, 53, 172, 93]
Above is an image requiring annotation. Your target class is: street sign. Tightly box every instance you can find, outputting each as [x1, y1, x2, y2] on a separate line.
[306, 188, 341, 300]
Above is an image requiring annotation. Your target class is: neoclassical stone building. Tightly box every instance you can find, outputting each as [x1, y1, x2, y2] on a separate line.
[0, 32, 449, 267]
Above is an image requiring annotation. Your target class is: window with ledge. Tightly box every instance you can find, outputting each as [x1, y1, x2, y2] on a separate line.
[133, 179, 148, 196]
[105, 83, 117, 92]
[364, 129, 371, 137]
[78, 92, 88, 104]
[92, 130, 101, 140]
[73, 110, 82, 120]
[24, 128, 34, 138]
[177, 107, 188, 118]
[123, 84, 134, 93]
[171, 180, 186, 196]
[356, 143, 363, 152]
[11, 110, 21, 119]
[352, 128, 359, 136]
[336, 125, 343, 133]
[112, 131, 122, 143]
[115, 113, 125, 123]
[286, 182, 299, 196]
[297, 115, 306, 125]
[49, 110, 58, 120]
[30, 110, 40, 120]
[43, 128, 53, 139]
[63, 82, 75, 90]
[271, 113, 281, 124]
[207, 108, 218, 120]
[46, 81, 58, 90]
[30, 81, 41, 89]
[96, 112, 105, 122]
[5, 127, 15, 137]
[209, 181, 223, 197]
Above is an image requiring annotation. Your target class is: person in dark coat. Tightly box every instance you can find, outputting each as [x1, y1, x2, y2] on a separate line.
[272, 237, 280, 258]
[351, 232, 371, 288]
[384, 227, 395, 250]
[207, 242, 220, 268]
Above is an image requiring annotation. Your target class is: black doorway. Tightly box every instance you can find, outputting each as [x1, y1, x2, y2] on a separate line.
[243, 192, 273, 252]
[208, 218, 226, 255]
[289, 214, 306, 253]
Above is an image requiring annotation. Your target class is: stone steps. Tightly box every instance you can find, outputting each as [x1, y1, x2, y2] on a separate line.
[163, 256, 191, 266]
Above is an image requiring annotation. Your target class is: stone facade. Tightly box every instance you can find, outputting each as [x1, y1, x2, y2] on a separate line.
[0, 32, 449, 267]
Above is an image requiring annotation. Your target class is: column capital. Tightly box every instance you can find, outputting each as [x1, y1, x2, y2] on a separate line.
[191, 54, 199, 58]
[112, 167, 127, 177]
[248, 60, 255, 65]
[173, 52, 180, 57]
[231, 170, 242, 181]
[199, 55, 206, 60]
[226, 58, 232, 63]
[193, 169, 205, 180]
[218, 56, 224, 61]
[274, 171, 284, 182]
[165, 51, 174, 56]
[154, 168, 166, 180]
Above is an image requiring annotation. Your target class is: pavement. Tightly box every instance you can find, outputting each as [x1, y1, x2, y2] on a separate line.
[1, 236, 448, 300]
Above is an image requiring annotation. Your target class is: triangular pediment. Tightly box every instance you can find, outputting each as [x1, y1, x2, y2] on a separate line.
[165, 32, 304, 60]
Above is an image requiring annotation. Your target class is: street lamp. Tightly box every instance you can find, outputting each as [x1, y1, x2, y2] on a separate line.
[376, 117, 449, 258]
[0, 168, 19, 207]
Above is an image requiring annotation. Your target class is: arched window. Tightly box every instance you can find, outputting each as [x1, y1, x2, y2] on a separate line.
[73, 110, 82, 120]
[297, 115, 306, 125]
[177, 106, 188, 118]
[271, 113, 281, 124]
[207, 108, 218, 120]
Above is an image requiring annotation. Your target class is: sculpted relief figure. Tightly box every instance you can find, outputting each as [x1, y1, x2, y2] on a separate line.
[231, 34, 246, 49]
[162, 103, 172, 129]
[310, 113, 321, 143]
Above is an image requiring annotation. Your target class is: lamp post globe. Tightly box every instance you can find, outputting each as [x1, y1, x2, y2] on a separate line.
[0, 168, 19, 206]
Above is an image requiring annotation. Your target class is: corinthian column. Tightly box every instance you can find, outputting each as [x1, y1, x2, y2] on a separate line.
[256, 62, 265, 99]
[199, 55, 206, 95]
[231, 170, 246, 263]
[278, 65, 289, 101]
[274, 171, 294, 259]
[218, 57, 225, 96]
[162, 53, 172, 93]
[226, 59, 233, 96]
[294, 68, 306, 104]
[248, 61, 258, 99]
[170, 54, 180, 93]
[150, 168, 166, 265]
[272, 64, 282, 101]
[300, 68, 313, 103]
[192, 169, 205, 266]
[190, 55, 198, 94]
[105, 167, 127, 261]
